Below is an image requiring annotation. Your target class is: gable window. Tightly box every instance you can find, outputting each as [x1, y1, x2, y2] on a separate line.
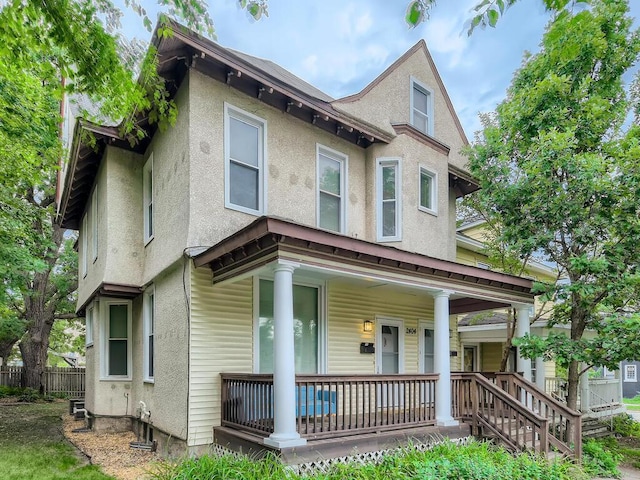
[376, 158, 402, 242]
[101, 301, 132, 379]
[224, 103, 266, 215]
[410, 77, 434, 136]
[143, 155, 154, 244]
[91, 187, 98, 262]
[143, 287, 155, 382]
[419, 166, 437, 215]
[256, 278, 324, 374]
[85, 305, 94, 347]
[81, 214, 88, 278]
[625, 364, 637, 382]
[317, 145, 347, 233]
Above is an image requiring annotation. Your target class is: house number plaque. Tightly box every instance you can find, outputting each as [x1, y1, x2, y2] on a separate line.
[405, 328, 417, 335]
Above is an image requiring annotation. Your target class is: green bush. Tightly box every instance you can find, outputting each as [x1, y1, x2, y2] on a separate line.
[583, 439, 622, 478]
[18, 388, 40, 403]
[0, 385, 21, 398]
[612, 414, 640, 437]
[150, 440, 586, 480]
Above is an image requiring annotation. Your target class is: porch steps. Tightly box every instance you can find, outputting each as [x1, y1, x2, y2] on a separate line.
[581, 417, 612, 439]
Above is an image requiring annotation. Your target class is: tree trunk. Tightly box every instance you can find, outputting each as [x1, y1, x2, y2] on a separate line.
[566, 359, 580, 412]
[499, 309, 515, 372]
[19, 329, 50, 393]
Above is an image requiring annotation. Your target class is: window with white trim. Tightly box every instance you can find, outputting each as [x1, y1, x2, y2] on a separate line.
[81, 214, 88, 278]
[143, 155, 154, 244]
[625, 364, 637, 382]
[85, 305, 94, 347]
[91, 187, 98, 261]
[101, 301, 132, 379]
[143, 287, 155, 382]
[256, 279, 324, 374]
[224, 104, 266, 215]
[376, 158, 402, 242]
[410, 77, 434, 136]
[418, 166, 437, 215]
[317, 145, 346, 233]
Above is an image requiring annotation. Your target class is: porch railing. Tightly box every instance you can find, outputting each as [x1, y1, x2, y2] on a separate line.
[495, 372, 581, 459]
[221, 373, 438, 440]
[452, 373, 550, 456]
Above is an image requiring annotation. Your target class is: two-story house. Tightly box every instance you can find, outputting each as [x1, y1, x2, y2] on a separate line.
[58, 20, 580, 463]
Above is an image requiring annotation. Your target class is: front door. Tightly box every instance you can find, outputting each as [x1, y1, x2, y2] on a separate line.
[376, 318, 404, 374]
[463, 346, 477, 372]
[376, 318, 404, 407]
[419, 323, 435, 374]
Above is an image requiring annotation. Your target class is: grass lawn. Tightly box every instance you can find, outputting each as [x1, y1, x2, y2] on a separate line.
[624, 395, 640, 411]
[0, 401, 114, 480]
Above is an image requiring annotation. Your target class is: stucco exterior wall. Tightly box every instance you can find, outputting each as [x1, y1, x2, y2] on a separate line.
[141, 77, 191, 283]
[366, 136, 454, 261]
[186, 69, 368, 248]
[86, 262, 189, 440]
[333, 47, 468, 171]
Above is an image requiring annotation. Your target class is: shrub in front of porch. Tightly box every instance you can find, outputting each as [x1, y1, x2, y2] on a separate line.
[149, 440, 587, 480]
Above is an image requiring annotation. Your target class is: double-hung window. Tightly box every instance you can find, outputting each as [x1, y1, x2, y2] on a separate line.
[410, 77, 434, 136]
[625, 364, 637, 382]
[102, 301, 132, 379]
[91, 187, 98, 261]
[143, 155, 154, 244]
[376, 158, 402, 241]
[143, 287, 155, 382]
[418, 166, 437, 215]
[317, 145, 346, 233]
[85, 305, 94, 347]
[224, 104, 266, 215]
[81, 214, 88, 278]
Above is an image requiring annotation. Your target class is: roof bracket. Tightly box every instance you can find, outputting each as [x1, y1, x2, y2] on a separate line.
[226, 70, 241, 85]
[257, 85, 273, 100]
[286, 100, 302, 113]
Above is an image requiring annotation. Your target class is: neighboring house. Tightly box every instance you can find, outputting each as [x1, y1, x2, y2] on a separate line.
[455, 219, 624, 416]
[622, 360, 640, 399]
[57, 20, 577, 462]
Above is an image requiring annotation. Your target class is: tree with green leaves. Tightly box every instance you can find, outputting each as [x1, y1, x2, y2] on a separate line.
[0, 0, 231, 391]
[466, 0, 640, 411]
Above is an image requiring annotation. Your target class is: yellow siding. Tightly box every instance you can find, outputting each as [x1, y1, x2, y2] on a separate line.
[327, 282, 436, 374]
[188, 268, 253, 446]
[455, 247, 480, 266]
[481, 343, 503, 372]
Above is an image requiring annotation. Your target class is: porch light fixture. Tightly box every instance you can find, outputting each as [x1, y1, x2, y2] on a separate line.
[363, 320, 373, 332]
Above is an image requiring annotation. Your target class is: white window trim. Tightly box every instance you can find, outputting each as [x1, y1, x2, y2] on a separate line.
[316, 144, 348, 234]
[85, 304, 94, 347]
[81, 214, 88, 278]
[376, 157, 402, 242]
[100, 299, 133, 381]
[143, 154, 154, 245]
[625, 364, 637, 382]
[91, 187, 98, 262]
[375, 316, 405, 374]
[252, 275, 327, 374]
[418, 166, 438, 216]
[224, 103, 267, 216]
[143, 286, 155, 383]
[410, 76, 434, 137]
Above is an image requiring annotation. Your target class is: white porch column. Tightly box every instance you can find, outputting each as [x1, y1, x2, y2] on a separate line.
[433, 290, 457, 426]
[264, 261, 306, 448]
[514, 304, 532, 382]
[535, 357, 546, 391]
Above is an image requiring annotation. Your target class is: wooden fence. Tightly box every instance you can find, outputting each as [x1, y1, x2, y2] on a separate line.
[0, 366, 85, 397]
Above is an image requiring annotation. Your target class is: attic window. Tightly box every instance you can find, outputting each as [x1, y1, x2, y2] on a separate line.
[410, 77, 434, 136]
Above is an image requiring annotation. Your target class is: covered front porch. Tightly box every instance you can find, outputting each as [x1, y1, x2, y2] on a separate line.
[190, 217, 545, 459]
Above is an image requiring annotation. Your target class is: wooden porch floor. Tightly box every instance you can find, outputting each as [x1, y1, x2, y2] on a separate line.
[213, 422, 472, 465]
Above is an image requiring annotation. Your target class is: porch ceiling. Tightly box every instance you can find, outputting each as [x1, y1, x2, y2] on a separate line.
[193, 216, 534, 310]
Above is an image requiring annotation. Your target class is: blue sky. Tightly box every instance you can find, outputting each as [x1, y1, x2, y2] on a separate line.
[125, 1, 640, 139]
